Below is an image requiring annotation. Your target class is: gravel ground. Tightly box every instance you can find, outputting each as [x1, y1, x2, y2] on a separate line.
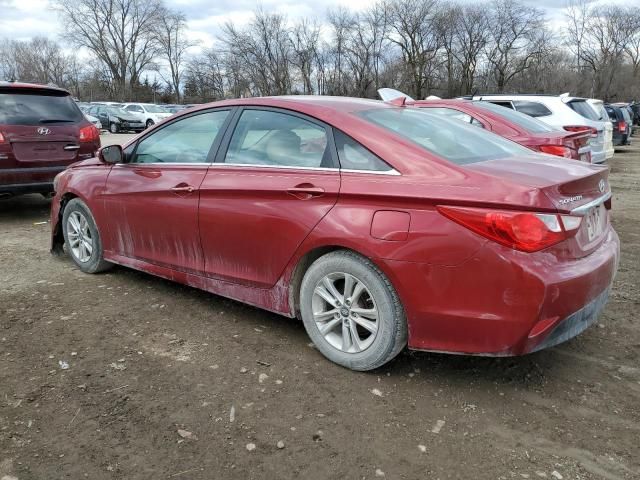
[0, 141, 638, 480]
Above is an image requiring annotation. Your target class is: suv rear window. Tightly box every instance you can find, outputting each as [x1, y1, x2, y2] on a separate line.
[567, 100, 600, 121]
[0, 89, 83, 126]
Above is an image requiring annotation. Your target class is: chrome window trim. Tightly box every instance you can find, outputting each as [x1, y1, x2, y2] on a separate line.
[208, 162, 401, 175]
[115, 162, 210, 167]
[570, 191, 611, 216]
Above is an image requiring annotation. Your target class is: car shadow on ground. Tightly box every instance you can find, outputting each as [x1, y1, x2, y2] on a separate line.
[0, 194, 51, 221]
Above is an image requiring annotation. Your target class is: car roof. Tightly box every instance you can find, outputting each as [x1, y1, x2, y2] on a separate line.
[189, 96, 391, 120]
[0, 81, 70, 95]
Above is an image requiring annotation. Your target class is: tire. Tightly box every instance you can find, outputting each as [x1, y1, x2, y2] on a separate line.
[62, 198, 112, 274]
[109, 122, 119, 134]
[299, 250, 407, 371]
[146, 119, 154, 129]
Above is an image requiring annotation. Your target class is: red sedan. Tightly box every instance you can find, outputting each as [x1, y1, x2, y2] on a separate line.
[378, 90, 592, 162]
[50, 96, 619, 371]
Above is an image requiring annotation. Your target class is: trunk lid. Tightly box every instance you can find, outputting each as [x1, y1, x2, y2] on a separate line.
[467, 155, 611, 256]
[4, 124, 81, 166]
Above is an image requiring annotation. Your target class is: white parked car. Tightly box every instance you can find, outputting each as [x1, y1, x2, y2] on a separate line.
[587, 99, 614, 159]
[470, 94, 611, 164]
[121, 103, 172, 129]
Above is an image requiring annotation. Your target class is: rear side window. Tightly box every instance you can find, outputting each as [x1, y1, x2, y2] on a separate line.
[605, 106, 618, 121]
[567, 100, 600, 121]
[512, 101, 552, 118]
[488, 101, 514, 110]
[0, 89, 83, 125]
[333, 130, 393, 172]
[473, 101, 554, 133]
[225, 109, 332, 168]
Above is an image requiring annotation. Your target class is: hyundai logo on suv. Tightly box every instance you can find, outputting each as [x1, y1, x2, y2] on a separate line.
[37, 127, 51, 136]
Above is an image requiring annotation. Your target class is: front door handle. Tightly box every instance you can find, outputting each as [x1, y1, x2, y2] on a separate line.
[287, 184, 325, 200]
[171, 184, 196, 195]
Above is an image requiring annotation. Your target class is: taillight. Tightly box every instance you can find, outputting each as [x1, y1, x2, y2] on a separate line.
[79, 125, 99, 143]
[0, 131, 5, 144]
[538, 145, 573, 158]
[618, 121, 626, 133]
[564, 125, 598, 137]
[437, 206, 582, 253]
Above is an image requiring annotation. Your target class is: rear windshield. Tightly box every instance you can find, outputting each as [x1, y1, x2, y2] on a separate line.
[0, 89, 83, 125]
[473, 101, 555, 133]
[359, 108, 532, 165]
[567, 100, 600, 121]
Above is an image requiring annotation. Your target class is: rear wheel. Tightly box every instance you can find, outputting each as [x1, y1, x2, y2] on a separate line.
[62, 198, 112, 273]
[109, 122, 119, 134]
[299, 250, 407, 371]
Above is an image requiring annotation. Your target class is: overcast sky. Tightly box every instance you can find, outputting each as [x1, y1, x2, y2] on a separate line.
[0, 0, 635, 49]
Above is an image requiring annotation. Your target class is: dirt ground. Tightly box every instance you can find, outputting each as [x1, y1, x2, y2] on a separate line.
[1, 137, 639, 480]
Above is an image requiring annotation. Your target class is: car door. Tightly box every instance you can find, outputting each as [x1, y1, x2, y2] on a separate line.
[198, 107, 341, 287]
[95, 106, 110, 127]
[102, 109, 233, 273]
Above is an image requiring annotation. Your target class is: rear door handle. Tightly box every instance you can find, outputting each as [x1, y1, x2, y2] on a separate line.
[287, 184, 325, 199]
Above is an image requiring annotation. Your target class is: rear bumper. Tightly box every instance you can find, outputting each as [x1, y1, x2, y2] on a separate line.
[380, 226, 619, 356]
[1, 166, 66, 194]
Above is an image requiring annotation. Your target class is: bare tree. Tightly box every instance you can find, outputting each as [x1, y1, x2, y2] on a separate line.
[53, 0, 164, 100]
[387, 0, 443, 99]
[485, 0, 547, 92]
[219, 9, 292, 96]
[290, 19, 321, 95]
[155, 10, 197, 102]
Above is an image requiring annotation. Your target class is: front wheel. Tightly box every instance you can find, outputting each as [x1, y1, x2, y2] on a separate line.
[299, 250, 407, 371]
[109, 122, 119, 134]
[146, 119, 154, 129]
[62, 198, 112, 273]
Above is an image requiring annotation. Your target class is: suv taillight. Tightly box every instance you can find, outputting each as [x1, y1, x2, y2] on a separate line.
[0, 131, 5, 144]
[538, 145, 573, 158]
[619, 121, 627, 133]
[79, 125, 99, 143]
[437, 206, 582, 253]
[564, 125, 598, 137]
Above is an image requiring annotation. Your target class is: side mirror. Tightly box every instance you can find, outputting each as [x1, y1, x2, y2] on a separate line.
[99, 145, 123, 164]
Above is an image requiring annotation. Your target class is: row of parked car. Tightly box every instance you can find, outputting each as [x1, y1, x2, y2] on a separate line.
[0, 80, 635, 200]
[380, 89, 637, 165]
[76, 101, 198, 134]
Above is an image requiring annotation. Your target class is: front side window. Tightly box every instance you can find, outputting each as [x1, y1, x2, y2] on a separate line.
[333, 130, 393, 172]
[359, 108, 531, 166]
[224, 109, 331, 168]
[126, 105, 143, 113]
[131, 111, 229, 164]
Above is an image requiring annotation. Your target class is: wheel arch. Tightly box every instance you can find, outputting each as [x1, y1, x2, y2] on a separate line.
[287, 244, 392, 320]
[51, 192, 79, 255]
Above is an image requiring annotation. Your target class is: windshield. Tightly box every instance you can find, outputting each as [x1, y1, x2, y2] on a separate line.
[144, 104, 168, 113]
[472, 101, 555, 133]
[568, 100, 600, 121]
[107, 107, 131, 117]
[0, 89, 83, 125]
[359, 108, 532, 165]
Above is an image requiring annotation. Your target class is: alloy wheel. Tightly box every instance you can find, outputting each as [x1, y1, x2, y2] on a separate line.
[66, 211, 93, 263]
[312, 272, 379, 353]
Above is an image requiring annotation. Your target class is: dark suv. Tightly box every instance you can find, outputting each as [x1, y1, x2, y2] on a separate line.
[605, 104, 632, 146]
[0, 82, 100, 197]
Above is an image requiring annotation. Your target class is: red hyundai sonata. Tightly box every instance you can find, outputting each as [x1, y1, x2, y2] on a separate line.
[378, 89, 592, 162]
[50, 96, 619, 371]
